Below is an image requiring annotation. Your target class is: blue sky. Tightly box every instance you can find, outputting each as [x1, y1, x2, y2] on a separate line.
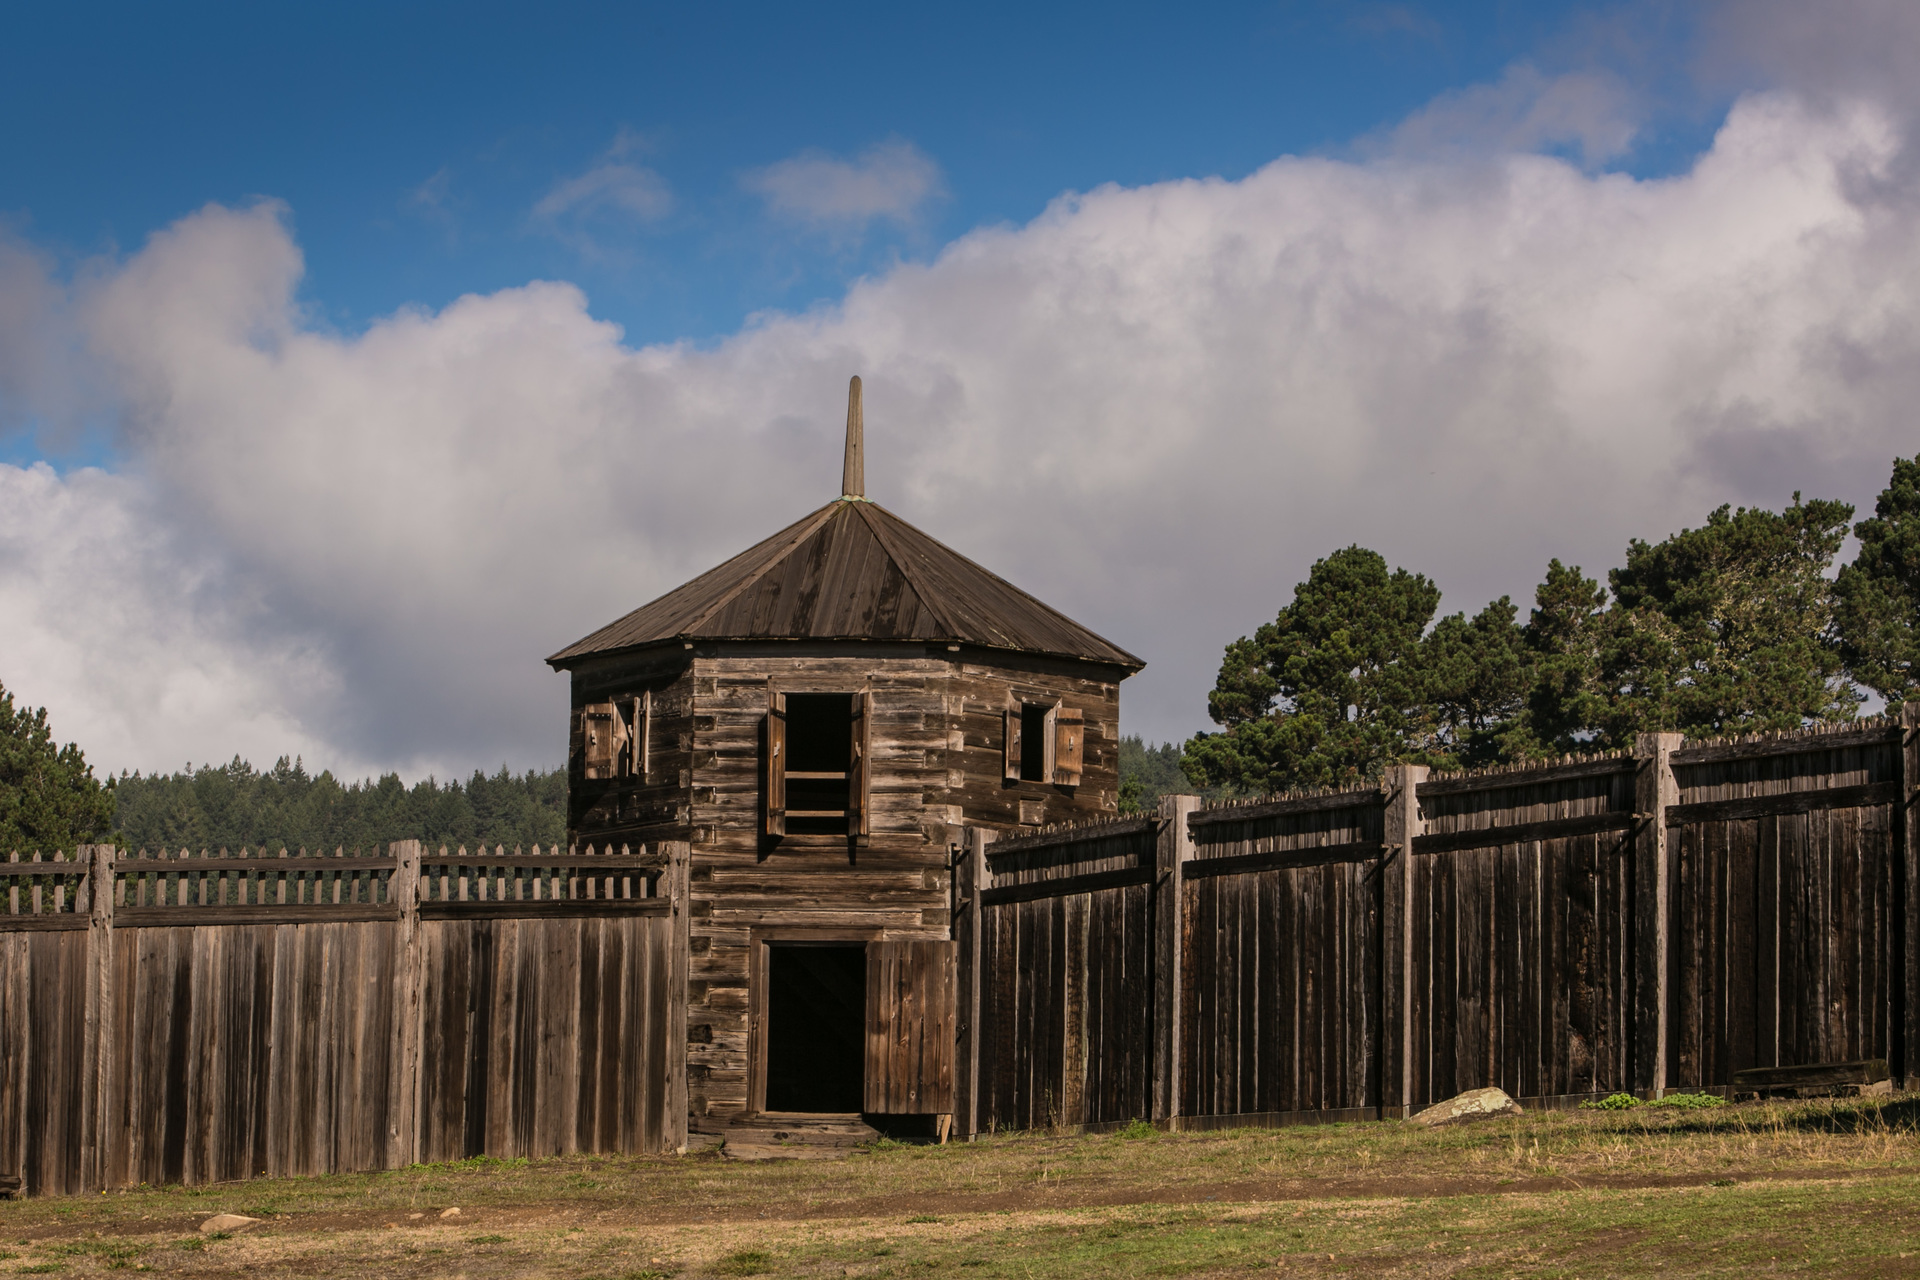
[3, 0, 1917, 777]
[6, 2, 1713, 366]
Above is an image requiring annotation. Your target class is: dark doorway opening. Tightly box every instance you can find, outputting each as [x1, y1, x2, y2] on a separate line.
[764, 943, 865, 1113]
[786, 693, 852, 834]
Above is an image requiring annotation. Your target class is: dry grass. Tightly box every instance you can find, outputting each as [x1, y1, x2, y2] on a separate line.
[1, 1097, 1916, 1276]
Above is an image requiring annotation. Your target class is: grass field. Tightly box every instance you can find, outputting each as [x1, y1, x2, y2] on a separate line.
[3, 1098, 1918, 1277]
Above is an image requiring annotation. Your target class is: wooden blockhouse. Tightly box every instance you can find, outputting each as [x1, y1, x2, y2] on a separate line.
[547, 377, 1142, 1139]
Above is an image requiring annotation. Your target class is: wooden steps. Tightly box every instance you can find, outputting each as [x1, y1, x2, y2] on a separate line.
[713, 1113, 882, 1161]
[1731, 1059, 1892, 1099]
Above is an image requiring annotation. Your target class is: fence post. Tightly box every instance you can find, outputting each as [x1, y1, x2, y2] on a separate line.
[665, 840, 692, 1154]
[1380, 765, 1427, 1118]
[79, 843, 115, 1191]
[1633, 733, 1681, 1098]
[954, 827, 992, 1138]
[1153, 794, 1197, 1126]
[950, 829, 973, 1137]
[385, 840, 422, 1170]
[1903, 703, 1919, 1091]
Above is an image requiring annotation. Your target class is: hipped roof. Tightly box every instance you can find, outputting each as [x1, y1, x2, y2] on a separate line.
[547, 497, 1142, 671]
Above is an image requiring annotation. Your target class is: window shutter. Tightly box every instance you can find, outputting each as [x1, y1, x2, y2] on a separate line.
[1003, 696, 1021, 782]
[849, 689, 871, 838]
[583, 702, 618, 780]
[1053, 707, 1084, 786]
[1041, 703, 1059, 782]
[632, 690, 652, 781]
[765, 688, 787, 836]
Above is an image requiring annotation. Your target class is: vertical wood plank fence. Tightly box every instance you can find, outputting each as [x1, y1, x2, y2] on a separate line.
[956, 708, 1920, 1135]
[0, 842, 688, 1197]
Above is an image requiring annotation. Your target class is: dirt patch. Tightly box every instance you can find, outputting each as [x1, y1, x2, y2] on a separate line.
[7, 1165, 1895, 1243]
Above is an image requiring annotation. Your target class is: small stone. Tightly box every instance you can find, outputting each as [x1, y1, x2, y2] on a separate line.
[198, 1214, 261, 1235]
[1408, 1086, 1522, 1127]
[439, 1207, 462, 1219]
[408, 1212, 423, 1220]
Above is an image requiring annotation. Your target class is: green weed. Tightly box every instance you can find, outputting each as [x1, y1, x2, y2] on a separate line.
[1580, 1092, 1641, 1110]
[1650, 1092, 1726, 1110]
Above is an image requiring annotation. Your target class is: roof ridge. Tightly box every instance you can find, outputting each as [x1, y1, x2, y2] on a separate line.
[849, 500, 964, 640]
[680, 501, 844, 636]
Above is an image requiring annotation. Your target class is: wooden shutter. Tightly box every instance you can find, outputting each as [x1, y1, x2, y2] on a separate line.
[864, 939, 955, 1114]
[1053, 706, 1084, 786]
[583, 702, 619, 780]
[1003, 696, 1021, 782]
[765, 688, 787, 836]
[1041, 703, 1059, 782]
[630, 689, 652, 781]
[849, 689, 871, 838]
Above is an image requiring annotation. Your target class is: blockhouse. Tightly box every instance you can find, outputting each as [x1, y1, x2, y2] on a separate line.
[546, 377, 1143, 1138]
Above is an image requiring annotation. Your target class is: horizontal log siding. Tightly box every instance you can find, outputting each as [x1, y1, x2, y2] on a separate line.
[680, 652, 1122, 1128]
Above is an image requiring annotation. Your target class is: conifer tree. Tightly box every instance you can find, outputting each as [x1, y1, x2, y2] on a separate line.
[0, 679, 114, 853]
[1836, 454, 1920, 702]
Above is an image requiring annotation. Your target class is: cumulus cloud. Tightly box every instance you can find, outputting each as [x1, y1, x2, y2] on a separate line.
[9, 73, 1920, 776]
[743, 139, 944, 231]
[0, 462, 338, 775]
[0, 231, 89, 436]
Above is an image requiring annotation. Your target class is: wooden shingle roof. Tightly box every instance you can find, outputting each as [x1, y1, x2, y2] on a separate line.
[547, 498, 1142, 670]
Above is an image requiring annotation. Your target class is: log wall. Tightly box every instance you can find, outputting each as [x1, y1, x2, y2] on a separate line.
[672, 650, 1122, 1129]
[0, 842, 688, 1197]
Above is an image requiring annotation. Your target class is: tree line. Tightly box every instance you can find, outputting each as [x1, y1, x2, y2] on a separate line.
[109, 757, 569, 852]
[7, 454, 1917, 845]
[1180, 454, 1920, 794]
[0, 696, 568, 854]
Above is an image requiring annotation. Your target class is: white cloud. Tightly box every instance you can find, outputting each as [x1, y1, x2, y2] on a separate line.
[743, 139, 944, 230]
[1375, 64, 1643, 166]
[10, 76, 1920, 776]
[0, 461, 338, 776]
[533, 162, 674, 225]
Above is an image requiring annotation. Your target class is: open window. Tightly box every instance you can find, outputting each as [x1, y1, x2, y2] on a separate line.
[766, 688, 870, 837]
[1003, 696, 1084, 788]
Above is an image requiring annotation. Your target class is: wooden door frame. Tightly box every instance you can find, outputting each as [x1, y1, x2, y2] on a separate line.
[746, 924, 889, 1116]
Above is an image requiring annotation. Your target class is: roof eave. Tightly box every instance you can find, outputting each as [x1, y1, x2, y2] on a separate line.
[548, 633, 1144, 674]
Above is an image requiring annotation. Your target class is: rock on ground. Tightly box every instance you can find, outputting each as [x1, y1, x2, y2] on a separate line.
[1408, 1087, 1522, 1126]
[198, 1214, 262, 1234]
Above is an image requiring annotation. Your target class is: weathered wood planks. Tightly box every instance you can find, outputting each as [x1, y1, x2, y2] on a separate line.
[955, 710, 1920, 1134]
[0, 842, 688, 1196]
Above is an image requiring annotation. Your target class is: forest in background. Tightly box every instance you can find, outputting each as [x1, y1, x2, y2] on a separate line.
[5, 453, 1917, 849]
[107, 758, 568, 853]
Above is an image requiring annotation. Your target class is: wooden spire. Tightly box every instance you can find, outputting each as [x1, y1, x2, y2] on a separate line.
[841, 375, 864, 499]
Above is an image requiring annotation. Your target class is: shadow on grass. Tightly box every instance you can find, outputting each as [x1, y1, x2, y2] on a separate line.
[1636, 1096, 1920, 1139]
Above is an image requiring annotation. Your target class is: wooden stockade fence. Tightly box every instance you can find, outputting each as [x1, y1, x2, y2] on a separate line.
[0, 843, 688, 1197]
[953, 708, 1920, 1136]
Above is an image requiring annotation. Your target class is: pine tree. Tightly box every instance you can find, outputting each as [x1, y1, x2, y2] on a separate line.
[1182, 546, 1441, 792]
[1604, 495, 1859, 735]
[0, 679, 114, 853]
[1836, 453, 1920, 702]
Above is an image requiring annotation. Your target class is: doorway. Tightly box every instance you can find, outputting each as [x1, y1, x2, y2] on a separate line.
[763, 943, 866, 1113]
